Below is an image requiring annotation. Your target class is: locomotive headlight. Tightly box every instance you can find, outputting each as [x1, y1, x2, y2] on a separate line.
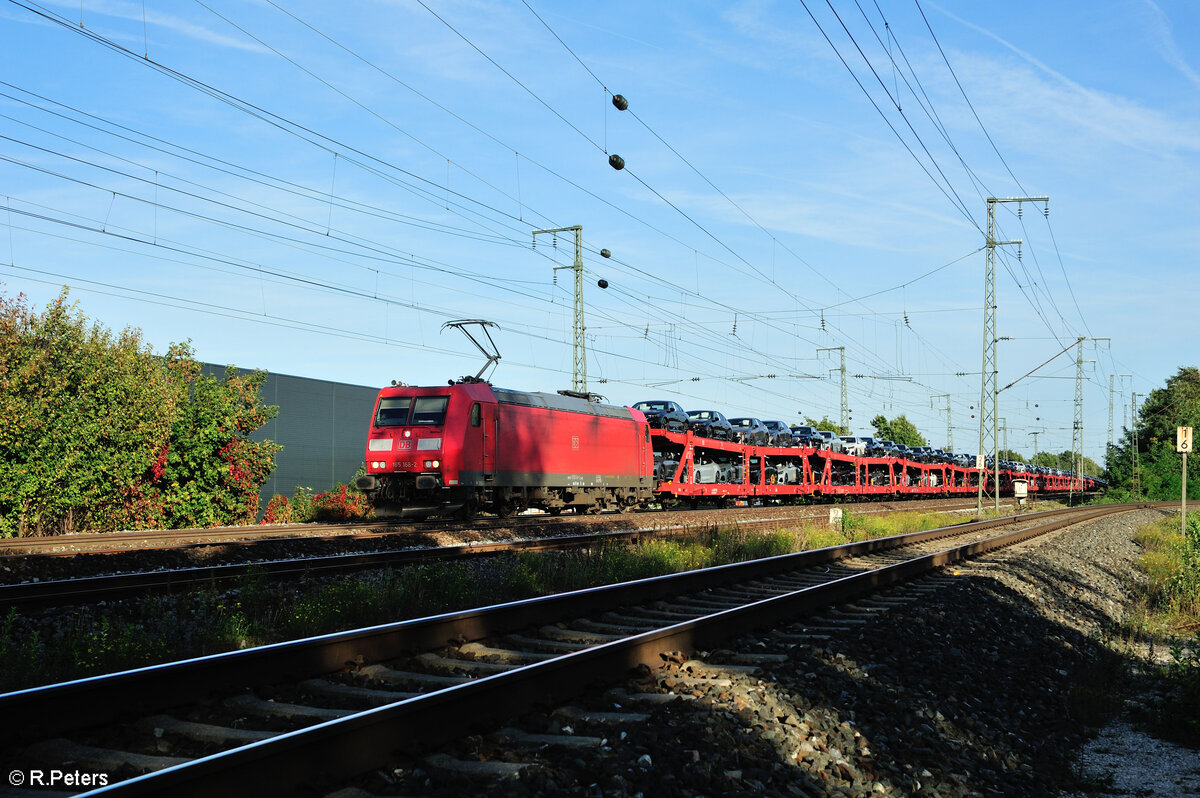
[432, 459, 440, 468]
[423, 459, 441, 469]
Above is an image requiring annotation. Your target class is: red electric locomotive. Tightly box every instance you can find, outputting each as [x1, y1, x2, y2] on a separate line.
[356, 382, 656, 518]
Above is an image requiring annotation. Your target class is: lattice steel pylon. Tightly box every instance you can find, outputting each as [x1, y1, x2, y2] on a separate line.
[1108, 374, 1115, 456]
[978, 196, 1045, 515]
[1131, 392, 1141, 500]
[1071, 337, 1107, 501]
[1108, 373, 1131, 460]
[818, 346, 848, 431]
[1073, 340, 1084, 499]
[534, 225, 586, 393]
[931, 394, 952, 451]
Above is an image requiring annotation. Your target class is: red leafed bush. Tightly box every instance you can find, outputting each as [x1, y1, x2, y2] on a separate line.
[261, 494, 297, 525]
[310, 485, 373, 523]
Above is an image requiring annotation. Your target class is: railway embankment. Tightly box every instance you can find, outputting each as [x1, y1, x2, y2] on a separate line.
[3, 506, 1195, 796]
[366, 507, 1197, 797]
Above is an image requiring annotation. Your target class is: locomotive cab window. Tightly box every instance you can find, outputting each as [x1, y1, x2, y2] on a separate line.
[470, 403, 481, 427]
[376, 397, 412, 427]
[411, 396, 449, 425]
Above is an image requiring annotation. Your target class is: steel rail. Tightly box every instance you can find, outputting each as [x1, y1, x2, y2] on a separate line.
[0, 521, 393, 554]
[0, 498, 1009, 608]
[0, 497, 1012, 557]
[74, 503, 1138, 796]
[1, 503, 1136, 746]
[0, 529, 649, 609]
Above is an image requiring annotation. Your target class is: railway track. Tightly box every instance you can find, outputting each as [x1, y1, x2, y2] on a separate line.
[0, 502, 1142, 797]
[0, 497, 1014, 558]
[0, 498, 1018, 608]
[0, 530, 649, 609]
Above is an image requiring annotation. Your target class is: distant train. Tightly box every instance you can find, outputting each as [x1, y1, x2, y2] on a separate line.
[355, 381, 1103, 518]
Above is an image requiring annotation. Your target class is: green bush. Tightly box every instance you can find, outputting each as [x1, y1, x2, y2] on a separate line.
[310, 485, 373, 523]
[1134, 512, 1200, 624]
[0, 288, 279, 535]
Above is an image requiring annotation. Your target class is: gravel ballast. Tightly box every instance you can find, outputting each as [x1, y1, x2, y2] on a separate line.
[375, 507, 1191, 798]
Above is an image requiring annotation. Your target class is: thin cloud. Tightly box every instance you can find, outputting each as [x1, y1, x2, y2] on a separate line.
[1139, 0, 1200, 91]
[928, 3, 1200, 157]
[41, 0, 271, 55]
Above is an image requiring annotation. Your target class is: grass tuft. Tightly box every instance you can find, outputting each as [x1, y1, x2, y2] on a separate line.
[1126, 511, 1200, 744]
[1, 508, 962, 692]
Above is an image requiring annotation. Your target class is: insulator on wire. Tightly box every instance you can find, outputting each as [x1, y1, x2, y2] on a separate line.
[1018, 205, 1023, 219]
[611, 94, 629, 111]
[600, 249, 611, 258]
[608, 153, 625, 170]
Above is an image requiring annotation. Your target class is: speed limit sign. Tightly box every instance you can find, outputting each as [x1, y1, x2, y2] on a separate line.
[1179, 427, 1193, 453]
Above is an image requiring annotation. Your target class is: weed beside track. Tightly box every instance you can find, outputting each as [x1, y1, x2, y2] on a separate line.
[0, 510, 964, 692]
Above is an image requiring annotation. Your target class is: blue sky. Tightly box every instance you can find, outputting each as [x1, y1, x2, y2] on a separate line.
[1, 0, 1197, 466]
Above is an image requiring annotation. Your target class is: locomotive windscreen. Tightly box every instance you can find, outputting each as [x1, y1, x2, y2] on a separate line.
[411, 396, 449, 425]
[376, 397, 412, 426]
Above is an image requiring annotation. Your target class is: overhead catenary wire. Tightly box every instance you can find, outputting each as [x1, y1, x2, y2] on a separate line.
[27, 0, 863, 377]
[0, 1, 1113, 455]
[502, 0, 979, 400]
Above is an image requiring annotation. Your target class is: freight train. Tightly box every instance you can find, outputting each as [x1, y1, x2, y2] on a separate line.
[354, 381, 1103, 518]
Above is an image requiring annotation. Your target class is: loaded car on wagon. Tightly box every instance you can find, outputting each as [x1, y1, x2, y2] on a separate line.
[686, 409, 735, 441]
[632, 400, 689, 433]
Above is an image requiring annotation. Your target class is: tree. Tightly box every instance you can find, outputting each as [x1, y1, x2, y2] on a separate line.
[152, 351, 280, 528]
[0, 290, 178, 535]
[1031, 451, 1059, 469]
[998, 449, 1026, 464]
[870, 414, 927, 447]
[1040, 449, 1101, 474]
[0, 287, 279, 536]
[803, 416, 849, 436]
[1105, 366, 1200, 500]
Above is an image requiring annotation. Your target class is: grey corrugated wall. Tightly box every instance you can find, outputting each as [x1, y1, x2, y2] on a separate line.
[203, 365, 379, 511]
